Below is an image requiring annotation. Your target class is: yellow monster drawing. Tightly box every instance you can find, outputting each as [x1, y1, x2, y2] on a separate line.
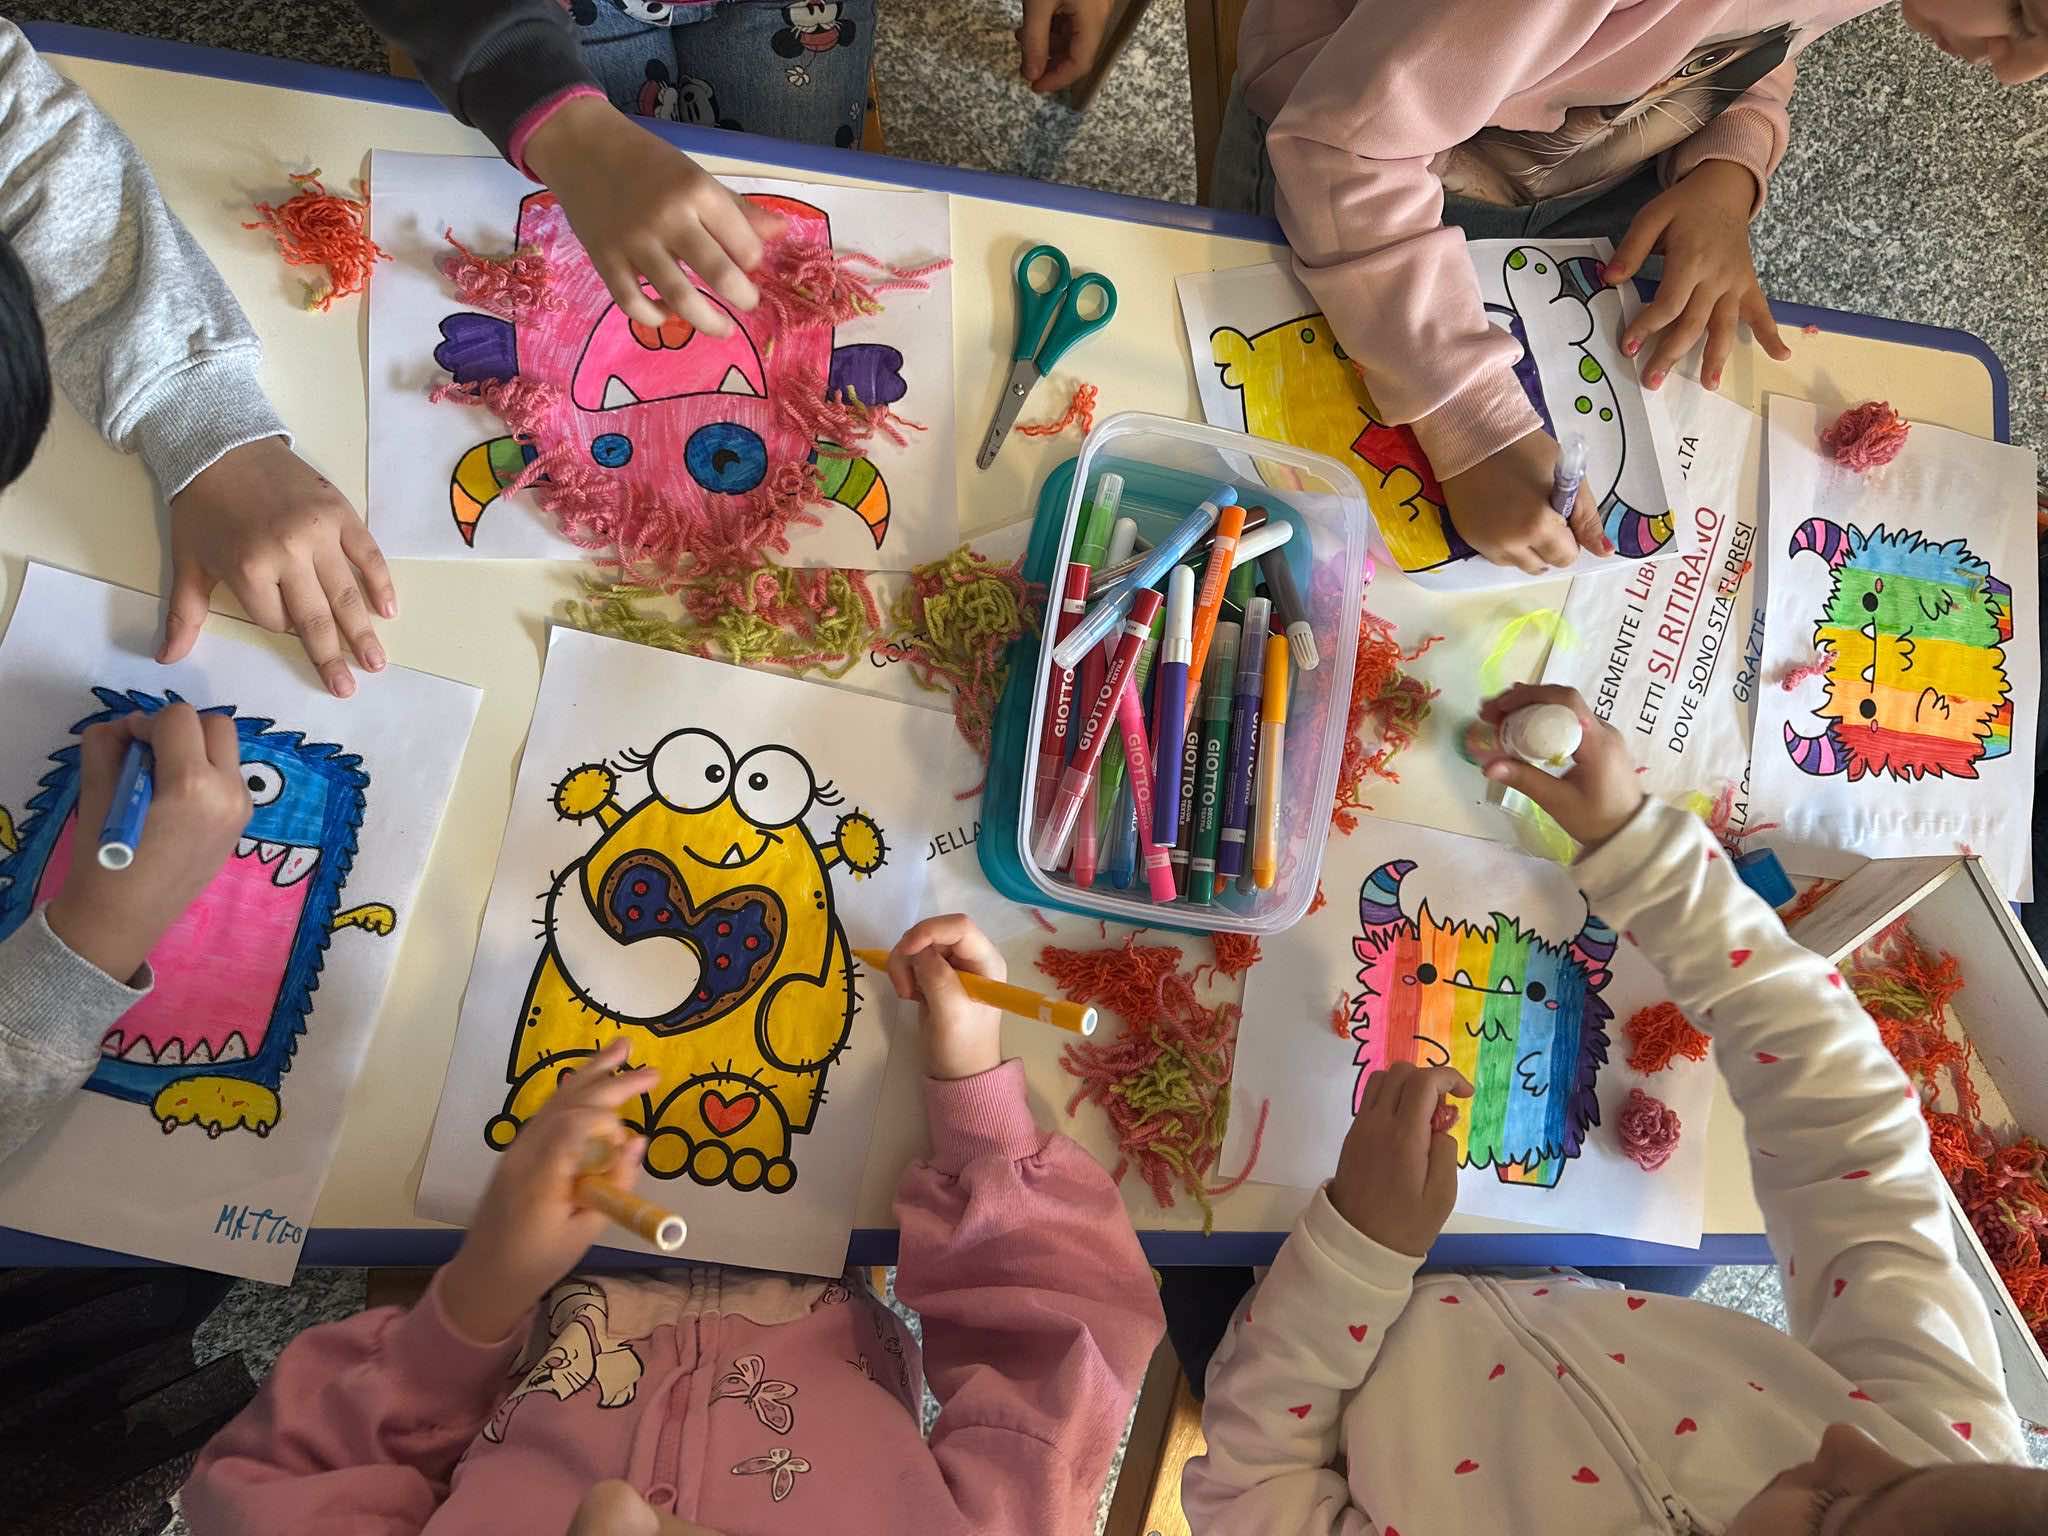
[1212, 316, 1460, 572]
[484, 728, 887, 1194]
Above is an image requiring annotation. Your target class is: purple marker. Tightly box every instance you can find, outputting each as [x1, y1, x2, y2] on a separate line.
[1215, 598, 1270, 882]
[1150, 565, 1195, 848]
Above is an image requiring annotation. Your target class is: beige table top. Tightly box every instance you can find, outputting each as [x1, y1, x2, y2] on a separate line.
[1, 33, 2002, 1258]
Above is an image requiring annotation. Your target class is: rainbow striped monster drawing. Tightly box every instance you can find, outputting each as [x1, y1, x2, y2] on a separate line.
[1785, 519, 2014, 782]
[1349, 860, 1615, 1188]
[434, 191, 898, 550]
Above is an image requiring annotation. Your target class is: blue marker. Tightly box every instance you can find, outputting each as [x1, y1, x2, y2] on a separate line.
[1051, 487, 1235, 671]
[97, 739, 154, 871]
[1550, 432, 1589, 518]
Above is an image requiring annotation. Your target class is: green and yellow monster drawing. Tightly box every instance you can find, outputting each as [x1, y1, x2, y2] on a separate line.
[485, 728, 886, 1193]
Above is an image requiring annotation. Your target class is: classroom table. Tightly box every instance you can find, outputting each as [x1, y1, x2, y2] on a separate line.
[0, 24, 2011, 1272]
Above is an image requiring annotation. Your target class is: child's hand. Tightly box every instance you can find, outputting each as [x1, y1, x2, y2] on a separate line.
[1474, 683, 1648, 850]
[1329, 1062, 1473, 1257]
[440, 1038, 656, 1345]
[1440, 428, 1611, 574]
[567, 1480, 725, 1536]
[164, 437, 395, 700]
[522, 95, 782, 341]
[44, 704, 252, 985]
[1604, 159, 1792, 392]
[884, 914, 1004, 1081]
[1018, 0, 1113, 93]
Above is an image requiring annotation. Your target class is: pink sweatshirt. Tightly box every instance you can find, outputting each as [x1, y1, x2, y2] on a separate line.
[1241, 0, 1879, 479]
[181, 1062, 1165, 1536]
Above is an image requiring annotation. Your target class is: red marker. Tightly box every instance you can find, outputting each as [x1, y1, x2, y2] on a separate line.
[1034, 587, 1164, 873]
[1033, 563, 1092, 832]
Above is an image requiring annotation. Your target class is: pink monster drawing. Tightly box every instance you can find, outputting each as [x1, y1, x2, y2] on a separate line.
[436, 192, 898, 550]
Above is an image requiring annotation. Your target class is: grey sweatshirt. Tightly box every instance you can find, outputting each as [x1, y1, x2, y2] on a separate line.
[0, 19, 286, 1163]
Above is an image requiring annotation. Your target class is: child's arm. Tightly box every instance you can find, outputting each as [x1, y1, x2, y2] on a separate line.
[883, 917, 1166, 1536]
[1252, 0, 1613, 572]
[1481, 685, 2025, 1462]
[183, 1040, 658, 1531]
[1181, 1063, 1469, 1535]
[0, 706, 248, 1165]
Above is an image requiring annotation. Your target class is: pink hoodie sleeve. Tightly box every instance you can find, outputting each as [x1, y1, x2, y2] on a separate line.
[181, 1273, 529, 1535]
[1258, 0, 1617, 479]
[893, 1060, 1165, 1536]
[1662, 60, 1796, 213]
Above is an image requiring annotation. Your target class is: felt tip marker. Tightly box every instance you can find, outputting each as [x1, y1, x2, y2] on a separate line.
[1188, 622, 1240, 906]
[1035, 587, 1164, 873]
[575, 1138, 687, 1252]
[1251, 632, 1291, 891]
[1183, 503, 1249, 729]
[1106, 778, 1139, 889]
[1550, 432, 1589, 518]
[1215, 599, 1270, 883]
[852, 948, 1098, 1036]
[97, 739, 154, 871]
[1094, 607, 1165, 855]
[1053, 488, 1234, 670]
[1259, 547, 1318, 672]
[1169, 717, 1198, 893]
[1150, 565, 1195, 846]
[1090, 507, 1268, 596]
[1111, 634, 1177, 903]
[1069, 516, 1139, 880]
[1033, 564, 1092, 831]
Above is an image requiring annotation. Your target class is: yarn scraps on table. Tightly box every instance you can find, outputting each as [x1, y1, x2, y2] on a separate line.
[1015, 381, 1099, 439]
[886, 546, 1039, 765]
[1846, 919, 2048, 1348]
[1624, 1000, 1711, 1075]
[1324, 579, 1442, 834]
[1205, 932, 1263, 982]
[1043, 933, 1265, 1232]
[1616, 1088, 1682, 1172]
[244, 171, 387, 312]
[1819, 401, 1911, 472]
[561, 566, 882, 678]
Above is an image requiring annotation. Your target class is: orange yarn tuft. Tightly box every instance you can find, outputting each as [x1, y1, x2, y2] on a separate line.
[1044, 934, 1263, 1231]
[1329, 991, 1352, 1039]
[1702, 781, 1778, 857]
[244, 171, 387, 311]
[1015, 381, 1098, 439]
[1207, 932, 1264, 981]
[1776, 877, 1840, 927]
[1845, 921, 2048, 1349]
[1624, 1001, 1711, 1074]
[1820, 400, 1911, 472]
[1323, 570, 1441, 834]
[1777, 651, 1833, 692]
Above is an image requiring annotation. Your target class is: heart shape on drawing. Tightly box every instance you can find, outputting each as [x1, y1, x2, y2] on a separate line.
[1348, 1324, 1368, 1342]
[700, 1090, 760, 1137]
[598, 851, 786, 1033]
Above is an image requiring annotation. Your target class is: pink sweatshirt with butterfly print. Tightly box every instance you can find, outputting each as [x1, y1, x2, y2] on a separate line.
[180, 1061, 1164, 1536]
[1239, 0, 1880, 480]
[1184, 802, 2024, 1536]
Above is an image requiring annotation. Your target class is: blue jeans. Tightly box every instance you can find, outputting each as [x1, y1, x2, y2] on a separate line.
[567, 0, 874, 149]
[1211, 81, 1663, 245]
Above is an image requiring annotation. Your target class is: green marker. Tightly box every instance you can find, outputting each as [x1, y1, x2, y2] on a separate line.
[1074, 471, 1123, 573]
[1226, 560, 1256, 616]
[1188, 620, 1241, 905]
[1095, 608, 1166, 845]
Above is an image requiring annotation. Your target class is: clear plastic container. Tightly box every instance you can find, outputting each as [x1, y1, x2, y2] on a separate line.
[1012, 412, 1371, 934]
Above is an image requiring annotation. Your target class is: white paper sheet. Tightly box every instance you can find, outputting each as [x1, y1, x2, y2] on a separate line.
[367, 151, 957, 568]
[1543, 380, 1767, 825]
[1750, 397, 2039, 899]
[0, 565, 478, 1282]
[417, 630, 992, 1276]
[1177, 248, 1689, 592]
[1222, 816, 1713, 1248]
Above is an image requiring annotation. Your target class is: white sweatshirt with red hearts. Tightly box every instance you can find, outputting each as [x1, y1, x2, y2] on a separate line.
[1184, 801, 2026, 1536]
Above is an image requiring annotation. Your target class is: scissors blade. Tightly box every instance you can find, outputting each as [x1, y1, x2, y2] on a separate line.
[976, 359, 1044, 471]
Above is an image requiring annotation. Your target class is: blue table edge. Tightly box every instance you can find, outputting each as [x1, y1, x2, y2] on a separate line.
[1, 22, 1992, 1272]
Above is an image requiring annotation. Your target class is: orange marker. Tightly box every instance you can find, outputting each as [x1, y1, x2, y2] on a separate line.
[1183, 502, 1249, 729]
[852, 948, 1098, 1035]
[576, 1139, 688, 1251]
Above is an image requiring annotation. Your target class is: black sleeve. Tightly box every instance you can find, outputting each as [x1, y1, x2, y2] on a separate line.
[354, 0, 599, 164]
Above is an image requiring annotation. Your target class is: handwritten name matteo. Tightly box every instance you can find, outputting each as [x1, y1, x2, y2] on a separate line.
[214, 1203, 306, 1247]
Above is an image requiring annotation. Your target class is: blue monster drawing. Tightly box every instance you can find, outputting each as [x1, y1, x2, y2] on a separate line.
[0, 689, 393, 1138]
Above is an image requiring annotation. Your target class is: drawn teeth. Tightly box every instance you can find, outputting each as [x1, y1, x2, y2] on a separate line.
[720, 844, 745, 867]
[100, 1031, 123, 1057]
[1861, 622, 1878, 640]
[717, 364, 763, 398]
[122, 1037, 155, 1064]
[1451, 969, 1475, 988]
[187, 1040, 213, 1064]
[156, 1040, 183, 1067]
[218, 1033, 249, 1062]
[257, 841, 286, 864]
[601, 375, 640, 409]
[236, 837, 257, 857]
[1861, 664, 1877, 683]
[276, 846, 321, 887]
[1495, 978, 1518, 994]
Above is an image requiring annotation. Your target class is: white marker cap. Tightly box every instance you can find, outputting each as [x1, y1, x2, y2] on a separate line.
[1166, 564, 1195, 642]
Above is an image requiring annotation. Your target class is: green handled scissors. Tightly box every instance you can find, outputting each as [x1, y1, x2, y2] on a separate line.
[976, 244, 1118, 471]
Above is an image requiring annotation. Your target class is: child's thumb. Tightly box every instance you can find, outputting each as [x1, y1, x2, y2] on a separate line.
[1483, 757, 1581, 834]
[910, 946, 967, 1013]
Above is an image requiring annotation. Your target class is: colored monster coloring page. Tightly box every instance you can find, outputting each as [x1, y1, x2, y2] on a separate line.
[365, 151, 957, 567]
[418, 628, 989, 1276]
[1750, 397, 2040, 899]
[1176, 246, 1690, 591]
[0, 566, 478, 1282]
[1222, 816, 1714, 1247]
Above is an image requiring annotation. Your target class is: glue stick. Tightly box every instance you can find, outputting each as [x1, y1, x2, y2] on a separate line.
[1498, 704, 1583, 772]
